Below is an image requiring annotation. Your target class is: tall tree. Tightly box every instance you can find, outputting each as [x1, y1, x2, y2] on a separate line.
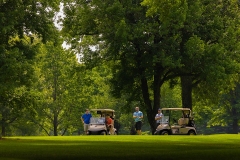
[62, 0, 184, 134]
[62, 0, 240, 134]
[33, 39, 80, 136]
[0, 37, 37, 136]
[142, 0, 240, 110]
[0, 0, 61, 136]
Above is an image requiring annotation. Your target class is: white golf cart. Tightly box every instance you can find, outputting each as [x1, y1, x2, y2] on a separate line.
[154, 108, 197, 135]
[87, 109, 117, 135]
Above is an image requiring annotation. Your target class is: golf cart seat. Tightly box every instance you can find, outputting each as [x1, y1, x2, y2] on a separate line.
[178, 118, 189, 126]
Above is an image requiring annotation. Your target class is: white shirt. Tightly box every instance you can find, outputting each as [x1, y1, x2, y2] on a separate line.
[155, 113, 163, 123]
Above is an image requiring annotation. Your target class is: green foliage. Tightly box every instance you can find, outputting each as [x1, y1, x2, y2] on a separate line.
[32, 39, 81, 136]
[142, 0, 188, 34]
[61, 0, 240, 134]
[161, 81, 182, 108]
[208, 84, 240, 132]
[0, 0, 62, 136]
[0, 0, 61, 43]
[0, 37, 38, 136]
[118, 113, 133, 134]
[2, 0, 240, 136]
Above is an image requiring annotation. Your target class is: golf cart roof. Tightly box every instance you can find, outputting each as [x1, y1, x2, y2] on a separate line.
[161, 108, 191, 111]
[91, 109, 115, 112]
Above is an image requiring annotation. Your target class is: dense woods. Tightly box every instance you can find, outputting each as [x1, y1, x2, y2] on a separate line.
[1, 0, 240, 136]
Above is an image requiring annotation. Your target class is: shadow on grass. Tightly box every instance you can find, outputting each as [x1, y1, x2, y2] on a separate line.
[0, 135, 240, 160]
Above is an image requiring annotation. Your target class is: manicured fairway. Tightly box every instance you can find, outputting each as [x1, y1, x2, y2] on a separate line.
[0, 134, 240, 160]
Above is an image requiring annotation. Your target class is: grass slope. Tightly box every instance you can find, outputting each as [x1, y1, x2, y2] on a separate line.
[0, 135, 240, 160]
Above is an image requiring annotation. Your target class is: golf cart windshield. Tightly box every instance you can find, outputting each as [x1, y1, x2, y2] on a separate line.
[90, 117, 105, 124]
[161, 108, 192, 125]
[160, 116, 169, 124]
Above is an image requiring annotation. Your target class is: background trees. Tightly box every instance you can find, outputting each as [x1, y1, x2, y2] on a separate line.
[62, 0, 240, 134]
[0, 0, 61, 136]
[1, 0, 240, 136]
[32, 38, 82, 136]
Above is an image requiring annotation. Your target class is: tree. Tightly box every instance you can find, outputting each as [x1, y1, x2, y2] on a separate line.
[0, 37, 37, 136]
[142, 0, 240, 110]
[62, 0, 240, 134]
[62, 0, 183, 134]
[0, 0, 61, 136]
[0, 0, 61, 46]
[32, 39, 80, 136]
[206, 83, 240, 134]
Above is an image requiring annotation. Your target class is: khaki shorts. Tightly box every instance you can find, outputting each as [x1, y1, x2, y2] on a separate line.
[84, 124, 90, 132]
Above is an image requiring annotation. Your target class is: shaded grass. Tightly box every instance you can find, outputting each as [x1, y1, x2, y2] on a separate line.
[1, 135, 240, 160]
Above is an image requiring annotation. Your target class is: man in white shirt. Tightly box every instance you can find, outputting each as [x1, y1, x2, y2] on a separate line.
[155, 108, 163, 128]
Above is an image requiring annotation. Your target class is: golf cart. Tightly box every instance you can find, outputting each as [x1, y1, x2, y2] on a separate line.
[87, 109, 117, 135]
[154, 108, 197, 135]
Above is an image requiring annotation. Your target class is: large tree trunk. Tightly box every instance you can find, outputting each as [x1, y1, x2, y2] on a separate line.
[136, 44, 162, 135]
[140, 68, 161, 135]
[140, 78, 155, 135]
[181, 76, 193, 110]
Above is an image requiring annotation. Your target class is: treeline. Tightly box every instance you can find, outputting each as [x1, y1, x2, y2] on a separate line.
[1, 0, 240, 136]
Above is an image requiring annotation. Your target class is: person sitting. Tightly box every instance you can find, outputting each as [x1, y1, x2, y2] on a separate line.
[105, 114, 114, 135]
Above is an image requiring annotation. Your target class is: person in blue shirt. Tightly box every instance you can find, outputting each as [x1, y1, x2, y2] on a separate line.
[133, 106, 143, 135]
[81, 109, 92, 135]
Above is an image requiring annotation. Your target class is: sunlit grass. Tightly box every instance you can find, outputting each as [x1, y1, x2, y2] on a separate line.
[1, 134, 240, 160]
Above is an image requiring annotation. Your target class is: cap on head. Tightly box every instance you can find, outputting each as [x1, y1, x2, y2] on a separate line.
[86, 109, 89, 111]
[158, 108, 161, 111]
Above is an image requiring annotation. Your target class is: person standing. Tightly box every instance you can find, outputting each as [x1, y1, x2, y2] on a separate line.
[81, 109, 92, 135]
[155, 109, 163, 128]
[133, 107, 143, 135]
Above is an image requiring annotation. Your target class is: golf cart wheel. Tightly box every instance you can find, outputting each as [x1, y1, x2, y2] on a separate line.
[100, 131, 107, 135]
[188, 130, 196, 135]
[88, 131, 91, 135]
[154, 131, 160, 135]
[161, 131, 169, 135]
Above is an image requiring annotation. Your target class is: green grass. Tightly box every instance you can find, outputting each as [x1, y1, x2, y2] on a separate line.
[1, 135, 240, 160]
